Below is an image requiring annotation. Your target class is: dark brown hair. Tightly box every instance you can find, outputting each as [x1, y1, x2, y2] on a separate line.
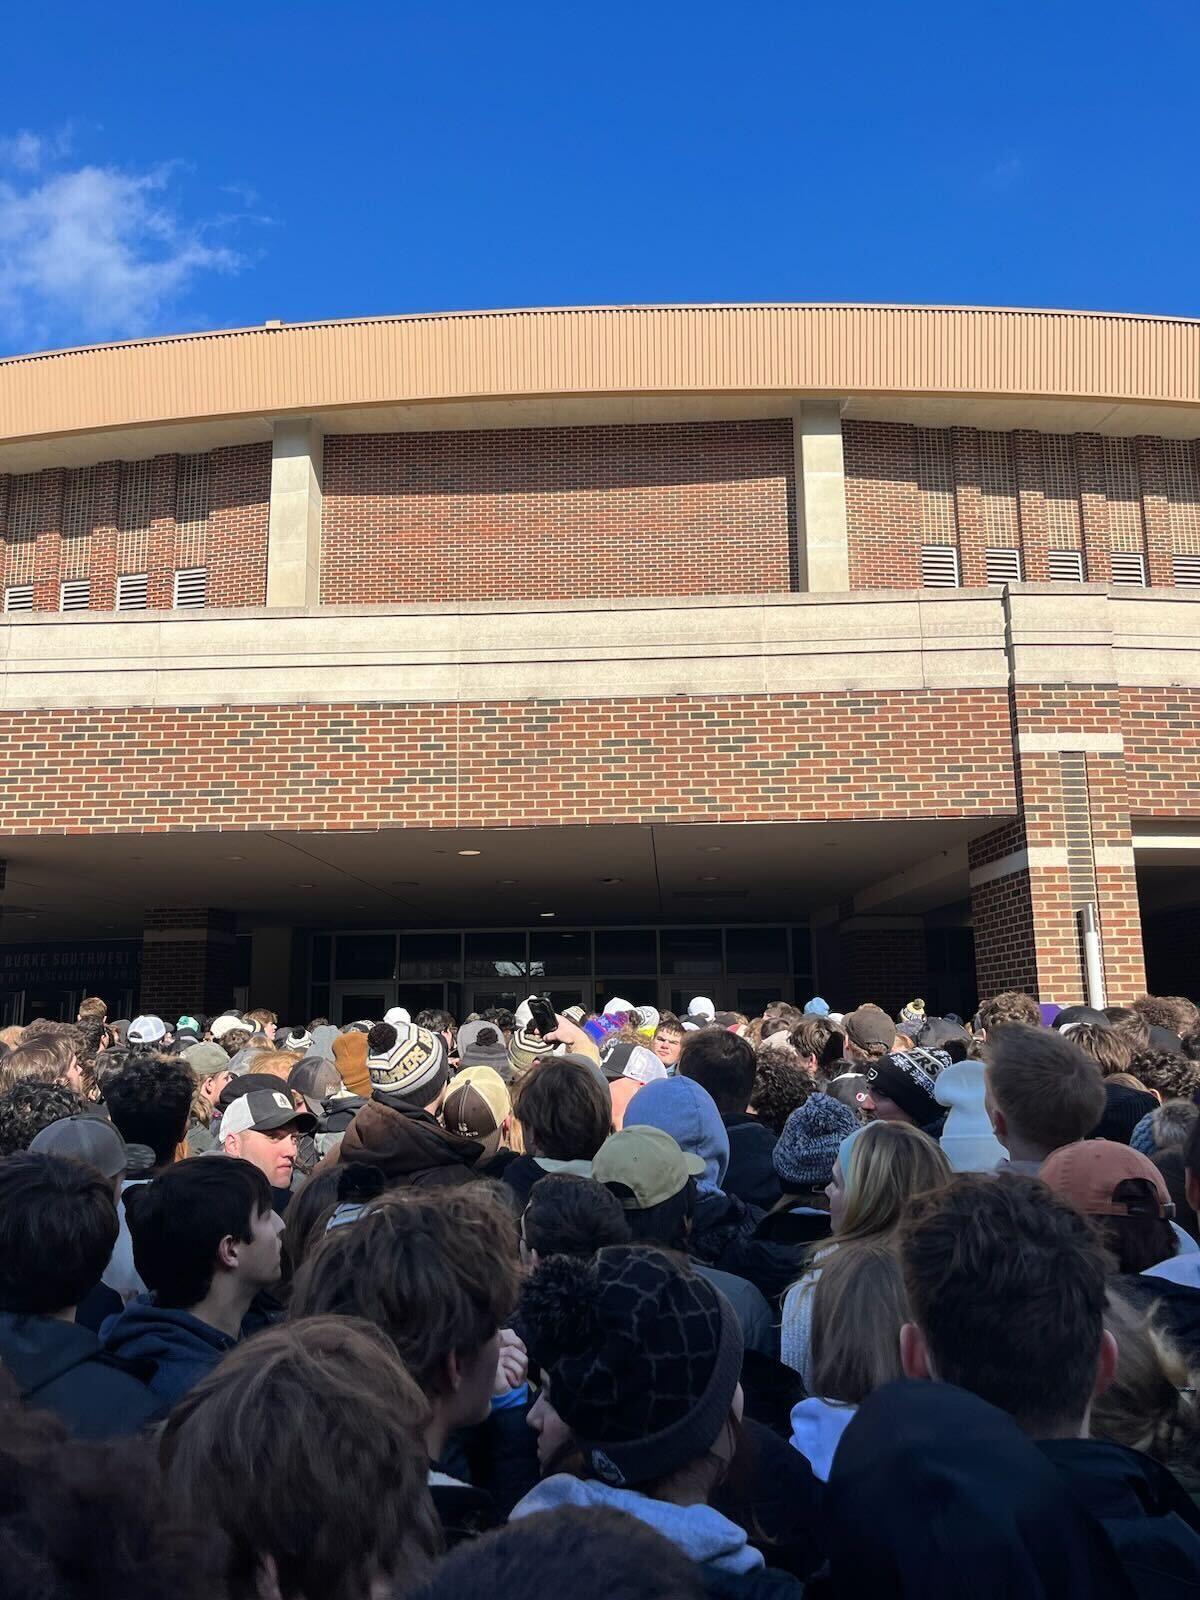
[161, 1316, 440, 1600]
[1128, 1050, 1200, 1102]
[1105, 1007, 1152, 1052]
[1067, 1022, 1132, 1079]
[514, 1057, 612, 1160]
[289, 1185, 519, 1395]
[0, 1038, 74, 1095]
[523, 1173, 631, 1258]
[76, 995, 109, 1022]
[1131, 994, 1200, 1040]
[810, 1240, 908, 1403]
[984, 1023, 1105, 1154]
[749, 1047, 816, 1134]
[899, 1173, 1108, 1436]
[977, 990, 1041, 1034]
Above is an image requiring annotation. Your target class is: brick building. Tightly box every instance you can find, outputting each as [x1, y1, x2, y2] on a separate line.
[0, 304, 1197, 1023]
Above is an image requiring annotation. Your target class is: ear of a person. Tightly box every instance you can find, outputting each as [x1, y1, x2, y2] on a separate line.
[1185, 1168, 1200, 1217]
[1093, 1328, 1119, 1400]
[899, 1321, 932, 1380]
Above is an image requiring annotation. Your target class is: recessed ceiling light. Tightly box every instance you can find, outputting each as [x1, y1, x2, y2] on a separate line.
[497, 878, 518, 886]
[701, 847, 723, 854]
[457, 849, 482, 857]
[25, 913, 38, 920]
[295, 882, 315, 889]
[699, 875, 719, 882]
[539, 911, 555, 918]
[391, 880, 420, 887]
[223, 854, 245, 862]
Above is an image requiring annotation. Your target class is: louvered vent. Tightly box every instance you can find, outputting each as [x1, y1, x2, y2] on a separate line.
[920, 545, 960, 587]
[1048, 550, 1084, 582]
[1110, 552, 1147, 586]
[985, 547, 1022, 585]
[60, 579, 91, 612]
[3, 585, 33, 613]
[173, 567, 208, 608]
[1172, 555, 1200, 588]
[116, 573, 149, 610]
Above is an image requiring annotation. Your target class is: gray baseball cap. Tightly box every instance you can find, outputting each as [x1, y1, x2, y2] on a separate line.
[30, 1113, 126, 1179]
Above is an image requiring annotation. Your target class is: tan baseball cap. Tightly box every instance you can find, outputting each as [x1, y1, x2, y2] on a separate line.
[592, 1126, 705, 1210]
[443, 1066, 512, 1158]
[1041, 1138, 1173, 1219]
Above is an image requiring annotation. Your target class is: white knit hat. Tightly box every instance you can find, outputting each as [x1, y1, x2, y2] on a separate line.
[935, 1060, 1005, 1173]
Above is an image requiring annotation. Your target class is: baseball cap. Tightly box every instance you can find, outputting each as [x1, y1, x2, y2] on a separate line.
[127, 1014, 167, 1045]
[184, 1041, 233, 1082]
[592, 1125, 705, 1210]
[443, 1066, 512, 1158]
[384, 1006, 412, 1027]
[1041, 1138, 1174, 1219]
[843, 1005, 897, 1053]
[211, 1013, 251, 1041]
[30, 1113, 127, 1179]
[176, 1015, 201, 1035]
[218, 1090, 316, 1140]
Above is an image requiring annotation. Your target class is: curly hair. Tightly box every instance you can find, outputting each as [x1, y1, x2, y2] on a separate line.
[977, 990, 1041, 1035]
[1128, 1050, 1200, 1103]
[749, 1048, 819, 1135]
[103, 1055, 193, 1166]
[1131, 994, 1200, 1040]
[0, 1081, 86, 1157]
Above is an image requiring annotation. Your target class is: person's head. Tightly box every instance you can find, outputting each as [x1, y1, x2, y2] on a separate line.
[1040, 1138, 1177, 1274]
[290, 1185, 519, 1433]
[103, 1055, 193, 1168]
[0, 1080, 86, 1157]
[1147, 1097, 1200, 1155]
[514, 1057, 612, 1161]
[789, 1015, 842, 1074]
[521, 1174, 632, 1265]
[416, 1508, 703, 1600]
[0, 1152, 118, 1314]
[217, 1027, 254, 1059]
[1092, 1289, 1200, 1472]
[861, 1047, 948, 1127]
[365, 1020, 450, 1110]
[0, 1036, 79, 1096]
[1129, 1049, 1200, 1103]
[748, 1046, 817, 1133]
[827, 1120, 952, 1241]
[182, 1041, 233, 1110]
[1105, 1006, 1152, 1052]
[977, 990, 1041, 1037]
[243, 1007, 278, 1042]
[124, 1158, 282, 1312]
[982, 1023, 1105, 1161]
[28, 1113, 127, 1192]
[278, 1168, 344, 1287]
[218, 1090, 316, 1189]
[287, 1054, 342, 1117]
[443, 1065, 513, 1159]
[1066, 1021, 1131, 1079]
[77, 995, 108, 1023]
[520, 1245, 743, 1493]
[651, 1020, 684, 1067]
[772, 1091, 859, 1195]
[161, 1316, 441, 1600]
[810, 1240, 908, 1404]
[621, 1075, 729, 1197]
[898, 1172, 1115, 1438]
[592, 1125, 708, 1253]
[678, 1028, 756, 1115]
[0, 1024, 25, 1051]
[1184, 1117, 1200, 1220]
[1131, 993, 1200, 1040]
[841, 1005, 897, 1063]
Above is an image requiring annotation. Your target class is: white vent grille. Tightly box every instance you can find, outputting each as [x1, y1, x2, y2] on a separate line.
[1172, 554, 1200, 588]
[985, 547, 1022, 585]
[60, 578, 91, 611]
[4, 584, 33, 612]
[1110, 551, 1147, 586]
[1048, 549, 1084, 582]
[116, 572, 148, 611]
[920, 545, 960, 587]
[173, 567, 208, 608]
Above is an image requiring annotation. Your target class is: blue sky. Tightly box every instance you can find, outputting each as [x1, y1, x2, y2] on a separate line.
[1, 0, 1198, 355]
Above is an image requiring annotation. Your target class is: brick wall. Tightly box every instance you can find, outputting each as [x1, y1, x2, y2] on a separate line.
[0, 688, 1015, 834]
[844, 420, 1200, 589]
[1120, 689, 1200, 816]
[320, 420, 797, 604]
[0, 444, 270, 613]
[140, 907, 237, 1018]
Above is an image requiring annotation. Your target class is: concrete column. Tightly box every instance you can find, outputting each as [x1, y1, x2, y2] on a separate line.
[793, 404, 850, 592]
[265, 419, 323, 607]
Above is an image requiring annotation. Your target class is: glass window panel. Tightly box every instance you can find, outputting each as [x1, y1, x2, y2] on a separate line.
[595, 929, 657, 974]
[661, 928, 722, 975]
[528, 931, 592, 977]
[465, 931, 528, 979]
[398, 933, 461, 979]
[791, 928, 814, 976]
[333, 933, 396, 981]
[737, 986, 783, 1016]
[394, 982, 448, 1016]
[339, 992, 388, 1026]
[593, 977, 660, 1011]
[309, 984, 330, 1023]
[310, 934, 332, 983]
[725, 927, 787, 973]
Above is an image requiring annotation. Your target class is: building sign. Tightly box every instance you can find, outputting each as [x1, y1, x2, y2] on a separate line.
[0, 941, 141, 991]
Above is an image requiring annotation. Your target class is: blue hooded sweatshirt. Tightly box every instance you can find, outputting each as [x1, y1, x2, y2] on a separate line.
[624, 1076, 730, 1197]
[101, 1295, 236, 1409]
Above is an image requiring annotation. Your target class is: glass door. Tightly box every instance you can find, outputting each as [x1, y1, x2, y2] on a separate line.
[331, 985, 396, 1027]
[464, 983, 586, 1018]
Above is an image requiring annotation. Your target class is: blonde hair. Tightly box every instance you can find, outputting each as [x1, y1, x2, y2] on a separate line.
[810, 1240, 909, 1403]
[839, 1122, 953, 1244]
[1093, 1289, 1200, 1473]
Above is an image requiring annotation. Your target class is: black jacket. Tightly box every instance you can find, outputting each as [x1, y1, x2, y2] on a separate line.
[1117, 1272, 1200, 1367]
[691, 1191, 806, 1306]
[429, 1472, 501, 1548]
[1039, 1438, 1200, 1598]
[722, 1115, 782, 1211]
[499, 1154, 557, 1209]
[0, 1311, 158, 1440]
[712, 1415, 825, 1582]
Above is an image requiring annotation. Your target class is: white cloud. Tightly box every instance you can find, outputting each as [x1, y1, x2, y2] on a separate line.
[0, 133, 250, 350]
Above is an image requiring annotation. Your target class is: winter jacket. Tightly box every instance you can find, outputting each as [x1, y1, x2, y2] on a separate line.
[326, 1095, 484, 1189]
[429, 1470, 501, 1548]
[712, 1415, 826, 1582]
[1118, 1265, 1200, 1367]
[101, 1296, 236, 1410]
[753, 1204, 832, 1249]
[788, 1396, 855, 1481]
[723, 1114, 782, 1211]
[695, 1263, 775, 1357]
[500, 1154, 594, 1209]
[691, 1190, 807, 1307]
[1039, 1437, 1200, 1598]
[779, 1244, 838, 1383]
[0, 1311, 158, 1439]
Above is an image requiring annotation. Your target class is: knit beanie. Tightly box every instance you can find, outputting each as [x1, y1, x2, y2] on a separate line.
[1092, 1081, 1158, 1145]
[803, 997, 830, 1017]
[934, 1060, 1005, 1173]
[864, 1048, 950, 1127]
[332, 1030, 371, 1098]
[897, 998, 927, 1040]
[456, 1019, 510, 1071]
[1129, 1110, 1158, 1157]
[519, 1245, 743, 1488]
[773, 1093, 859, 1189]
[365, 1021, 449, 1107]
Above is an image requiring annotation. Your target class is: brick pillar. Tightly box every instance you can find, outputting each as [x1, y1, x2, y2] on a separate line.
[1135, 435, 1174, 588]
[140, 908, 237, 1019]
[1076, 434, 1112, 583]
[146, 454, 179, 609]
[90, 461, 120, 611]
[830, 918, 927, 1015]
[969, 690, 1145, 1005]
[1013, 429, 1050, 581]
[951, 428, 987, 587]
[32, 468, 64, 612]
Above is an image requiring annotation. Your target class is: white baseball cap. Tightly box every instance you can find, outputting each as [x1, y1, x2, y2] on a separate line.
[211, 1014, 251, 1041]
[218, 1090, 315, 1139]
[127, 1014, 166, 1044]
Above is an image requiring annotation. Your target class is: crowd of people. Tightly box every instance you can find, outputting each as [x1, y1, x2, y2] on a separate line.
[2, 985, 1200, 1596]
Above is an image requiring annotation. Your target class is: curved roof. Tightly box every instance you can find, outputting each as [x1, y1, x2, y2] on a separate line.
[3, 302, 1200, 449]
